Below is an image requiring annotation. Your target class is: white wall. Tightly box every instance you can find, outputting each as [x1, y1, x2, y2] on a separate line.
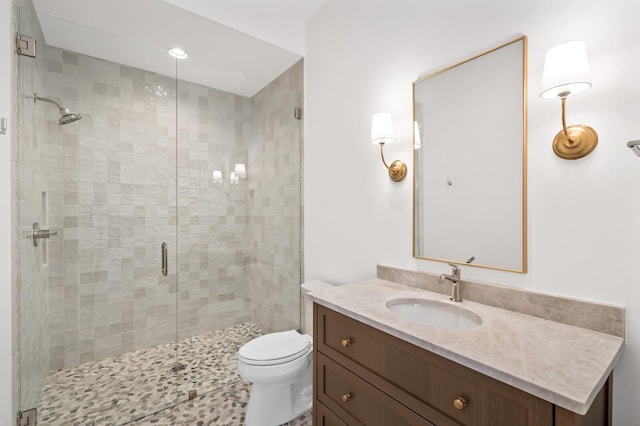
[0, 0, 15, 423]
[304, 0, 640, 423]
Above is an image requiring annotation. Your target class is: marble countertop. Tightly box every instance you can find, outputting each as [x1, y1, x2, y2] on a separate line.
[308, 279, 624, 415]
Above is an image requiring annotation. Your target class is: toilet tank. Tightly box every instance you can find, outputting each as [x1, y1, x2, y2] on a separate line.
[301, 280, 334, 336]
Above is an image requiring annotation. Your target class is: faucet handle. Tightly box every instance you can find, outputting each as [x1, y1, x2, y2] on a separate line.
[447, 262, 461, 279]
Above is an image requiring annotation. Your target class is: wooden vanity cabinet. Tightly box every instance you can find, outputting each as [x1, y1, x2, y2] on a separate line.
[313, 304, 612, 426]
[315, 401, 348, 426]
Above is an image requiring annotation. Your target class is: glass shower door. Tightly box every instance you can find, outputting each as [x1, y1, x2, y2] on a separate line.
[172, 74, 258, 404]
[16, 7, 181, 425]
[174, 63, 304, 409]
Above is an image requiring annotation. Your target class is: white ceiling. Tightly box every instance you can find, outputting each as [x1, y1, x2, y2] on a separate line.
[32, 0, 326, 97]
[162, 0, 325, 56]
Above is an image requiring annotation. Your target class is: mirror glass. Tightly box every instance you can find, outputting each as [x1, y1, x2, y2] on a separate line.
[413, 36, 527, 273]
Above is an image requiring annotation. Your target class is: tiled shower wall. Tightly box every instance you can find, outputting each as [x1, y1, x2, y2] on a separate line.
[10, 8, 304, 417]
[40, 46, 257, 369]
[174, 78, 253, 340]
[15, 5, 51, 410]
[43, 46, 181, 369]
[248, 61, 303, 333]
[16, 30, 302, 376]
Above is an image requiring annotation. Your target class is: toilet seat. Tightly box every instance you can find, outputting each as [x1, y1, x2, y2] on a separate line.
[239, 330, 311, 366]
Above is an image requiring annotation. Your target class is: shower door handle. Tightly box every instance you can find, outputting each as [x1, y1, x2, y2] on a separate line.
[161, 242, 168, 276]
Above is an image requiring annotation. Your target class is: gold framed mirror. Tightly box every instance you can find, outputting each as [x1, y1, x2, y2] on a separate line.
[413, 36, 527, 273]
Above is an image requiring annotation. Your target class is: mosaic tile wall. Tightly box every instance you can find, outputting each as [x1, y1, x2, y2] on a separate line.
[248, 60, 303, 334]
[14, 4, 51, 411]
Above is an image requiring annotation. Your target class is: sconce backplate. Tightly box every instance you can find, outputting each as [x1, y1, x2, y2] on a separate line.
[388, 160, 407, 182]
[553, 124, 598, 160]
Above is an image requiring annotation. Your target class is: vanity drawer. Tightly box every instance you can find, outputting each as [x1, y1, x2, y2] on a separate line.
[316, 304, 553, 426]
[316, 304, 469, 424]
[317, 352, 435, 426]
[315, 401, 348, 426]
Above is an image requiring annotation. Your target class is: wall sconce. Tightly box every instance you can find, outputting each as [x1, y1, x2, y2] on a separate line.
[212, 170, 223, 184]
[540, 40, 598, 160]
[234, 163, 247, 179]
[230, 172, 240, 184]
[628, 140, 640, 156]
[370, 113, 407, 182]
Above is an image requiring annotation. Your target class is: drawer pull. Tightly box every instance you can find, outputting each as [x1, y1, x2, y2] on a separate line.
[453, 396, 467, 410]
[341, 392, 352, 403]
[341, 338, 352, 347]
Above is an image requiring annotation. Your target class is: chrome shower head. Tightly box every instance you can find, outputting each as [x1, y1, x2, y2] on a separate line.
[34, 93, 82, 125]
[58, 111, 82, 125]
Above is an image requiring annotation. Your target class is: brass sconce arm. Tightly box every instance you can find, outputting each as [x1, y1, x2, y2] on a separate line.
[561, 97, 571, 142]
[379, 143, 390, 169]
[551, 95, 598, 160]
[379, 143, 407, 182]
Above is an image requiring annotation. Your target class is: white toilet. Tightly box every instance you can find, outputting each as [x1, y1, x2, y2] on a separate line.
[238, 280, 333, 426]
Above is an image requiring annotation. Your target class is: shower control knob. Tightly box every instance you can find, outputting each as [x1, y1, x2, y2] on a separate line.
[341, 338, 352, 347]
[32, 222, 58, 247]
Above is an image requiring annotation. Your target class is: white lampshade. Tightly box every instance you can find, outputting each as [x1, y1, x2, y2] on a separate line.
[212, 170, 222, 183]
[234, 163, 247, 178]
[371, 113, 395, 144]
[540, 40, 592, 99]
[413, 121, 422, 150]
[230, 172, 239, 184]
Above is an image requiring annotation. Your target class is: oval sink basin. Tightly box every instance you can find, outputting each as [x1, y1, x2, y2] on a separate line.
[386, 298, 483, 329]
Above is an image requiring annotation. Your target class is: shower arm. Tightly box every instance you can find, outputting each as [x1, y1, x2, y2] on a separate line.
[33, 93, 65, 111]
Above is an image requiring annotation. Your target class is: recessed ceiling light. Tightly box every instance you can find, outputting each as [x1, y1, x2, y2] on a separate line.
[168, 47, 188, 59]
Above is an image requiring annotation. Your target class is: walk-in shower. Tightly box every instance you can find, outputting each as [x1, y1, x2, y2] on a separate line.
[15, 4, 304, 425]
[33, 93, 82, 125]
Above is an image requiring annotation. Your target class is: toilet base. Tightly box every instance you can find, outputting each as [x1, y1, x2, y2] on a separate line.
[244, 364, 312, 426]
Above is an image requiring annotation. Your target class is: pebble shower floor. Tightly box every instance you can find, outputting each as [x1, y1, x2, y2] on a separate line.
[36, 323, 312, 425]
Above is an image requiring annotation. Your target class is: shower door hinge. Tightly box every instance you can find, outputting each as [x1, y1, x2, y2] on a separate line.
[16, 34, 36, 58]
[294, 107, 302, 120]
[17, 408, 37, 426]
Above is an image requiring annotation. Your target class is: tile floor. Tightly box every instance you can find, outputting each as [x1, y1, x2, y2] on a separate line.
[37, 323, 311, 425]
[128, 381, 312, 426]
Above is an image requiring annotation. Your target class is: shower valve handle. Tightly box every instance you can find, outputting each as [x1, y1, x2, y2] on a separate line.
[32, 222, 58, 247]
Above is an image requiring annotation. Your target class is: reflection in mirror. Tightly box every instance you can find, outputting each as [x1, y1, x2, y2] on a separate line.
[413, 36, 527, 273]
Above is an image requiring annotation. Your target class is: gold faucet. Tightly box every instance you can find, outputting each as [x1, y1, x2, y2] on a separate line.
[439, 263, 462, 302]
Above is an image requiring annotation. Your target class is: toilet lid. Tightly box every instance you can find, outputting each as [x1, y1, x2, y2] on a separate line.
[239, 330, 311, 365]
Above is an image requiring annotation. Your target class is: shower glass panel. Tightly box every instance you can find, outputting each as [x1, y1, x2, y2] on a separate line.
[16, 5, 304, 425]
[174, 61, 304, 402]
[16, 7, 180, 424]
